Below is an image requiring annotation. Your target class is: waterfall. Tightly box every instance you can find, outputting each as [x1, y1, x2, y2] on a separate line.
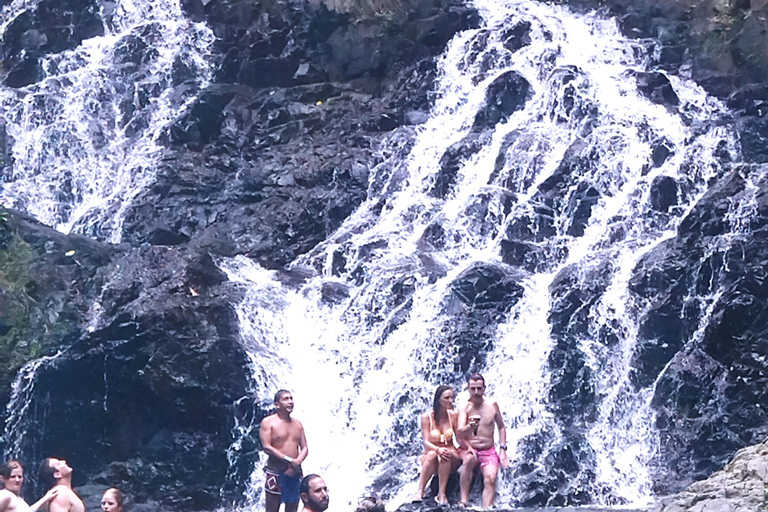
[0, 0, 214, 242]
[2, 351, 62, 461]
[221, 0, 739, 508]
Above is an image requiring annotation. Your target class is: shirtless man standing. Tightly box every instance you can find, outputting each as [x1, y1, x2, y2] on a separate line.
[37, 458, 84, 512]
[260, 390, 309, 512]
[457, 373, 509, 508]
[0, 461, 57, 512]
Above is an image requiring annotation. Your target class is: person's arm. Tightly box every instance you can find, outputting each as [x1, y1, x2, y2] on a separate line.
[421, 413, 439, 452]
[456, 404, 472, 439]
[494, 401, 509, 468]
[0, 491, 12, 512]
[30, 488, 59, 512]
[296, 423, 309, 464]
[449, 410, 467, 450]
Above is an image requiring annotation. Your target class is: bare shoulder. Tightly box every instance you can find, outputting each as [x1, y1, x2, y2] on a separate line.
[292, 417, 305, 430]
[260, 413, 277, 427]
[0, 489, 13, 507]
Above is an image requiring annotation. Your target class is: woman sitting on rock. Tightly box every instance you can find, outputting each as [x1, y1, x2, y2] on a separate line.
[416, 385, 463, 504]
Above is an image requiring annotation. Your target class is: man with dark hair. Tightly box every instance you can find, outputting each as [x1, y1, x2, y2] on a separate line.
[260, 390, 309, 512]
[299, 474, 328, 512]
[457, 373, 509, 508]
[36, 459, 83, 512]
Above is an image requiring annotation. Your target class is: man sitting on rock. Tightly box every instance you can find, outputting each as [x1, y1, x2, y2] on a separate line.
[457, 373, 509, 508]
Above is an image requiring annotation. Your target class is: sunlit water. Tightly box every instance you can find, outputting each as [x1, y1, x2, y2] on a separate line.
[0, 0, 760, 509]
[218, 0, 741, 509]
[0, 0, 214, 242]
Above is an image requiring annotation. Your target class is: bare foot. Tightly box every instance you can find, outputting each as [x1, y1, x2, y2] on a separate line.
[436, 494, 448, 505]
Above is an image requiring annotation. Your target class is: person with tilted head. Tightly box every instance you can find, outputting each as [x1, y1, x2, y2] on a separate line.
[36, 458, 84, 512]
[456, 373, 509, 508]
[0, 461, 57, 512]
[260, 390, 309, 512]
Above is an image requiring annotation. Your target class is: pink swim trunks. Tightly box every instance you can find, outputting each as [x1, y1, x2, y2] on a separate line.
[476, 447, 500, 467]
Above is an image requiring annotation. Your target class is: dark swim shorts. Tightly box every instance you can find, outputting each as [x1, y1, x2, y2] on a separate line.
[265, 468, 302, 504]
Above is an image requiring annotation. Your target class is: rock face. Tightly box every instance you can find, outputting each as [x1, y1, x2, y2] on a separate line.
[653, 437, 768, 512]
[562, 0, 768, 165]
[0, 0, 479, 509]
[4, 0, 768, 509]
[0, 211, 254, 508]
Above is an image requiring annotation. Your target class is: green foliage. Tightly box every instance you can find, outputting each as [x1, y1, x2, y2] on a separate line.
[0, 229, 71, 387]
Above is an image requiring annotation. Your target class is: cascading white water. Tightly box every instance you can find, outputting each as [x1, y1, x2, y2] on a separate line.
[2, 351, 62, 460]
[0, 0, 214, 242]
[220, 0, 741, 509]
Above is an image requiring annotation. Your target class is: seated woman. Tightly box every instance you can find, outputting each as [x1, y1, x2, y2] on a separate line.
[416, 386, 463, 504]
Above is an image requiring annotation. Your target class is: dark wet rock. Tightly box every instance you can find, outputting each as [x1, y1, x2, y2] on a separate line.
[321, 280, 349, 304]
[450, 262, 525, 311]
[438, 263, 525, 373]
[619, 169, 768, 493]
[566, 183, 600, 237]
[432, 135, 487, 198]
[649, 176, 679, 213]
[0, 214, 256, 507]
[0, 211, 115, 393]
[472, 70, 532, 130]
[651, 140, 674, 168]
[502, 21, 532, 53]
[632, 71, 680, 107]
[2, 0, 104, 88]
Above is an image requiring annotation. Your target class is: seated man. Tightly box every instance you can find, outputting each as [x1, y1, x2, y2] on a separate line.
[457, 373, 509, 508]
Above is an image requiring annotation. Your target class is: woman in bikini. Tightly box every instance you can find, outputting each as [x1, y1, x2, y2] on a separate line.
[416, 385, 463, 504]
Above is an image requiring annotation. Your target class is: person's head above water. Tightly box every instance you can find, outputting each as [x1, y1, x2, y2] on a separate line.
[38, 458, 73, 488]
[300, 474, 329, 512]
[274, 389, 294, 415]
[101, 487, 125, 512]
[0, 460, 23, 495]
[432, 385, 454, 418]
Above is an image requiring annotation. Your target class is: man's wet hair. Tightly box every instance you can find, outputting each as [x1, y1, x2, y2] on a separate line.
[38, 458, 57, 488]
[467, 372, 485, 385]
[0, 460, 22, 479]
[300, 474, 322, 495]
[274, 389, 291, 403]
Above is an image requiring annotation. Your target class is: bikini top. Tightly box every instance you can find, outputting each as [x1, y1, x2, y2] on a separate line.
[428, 411, 455, 446]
